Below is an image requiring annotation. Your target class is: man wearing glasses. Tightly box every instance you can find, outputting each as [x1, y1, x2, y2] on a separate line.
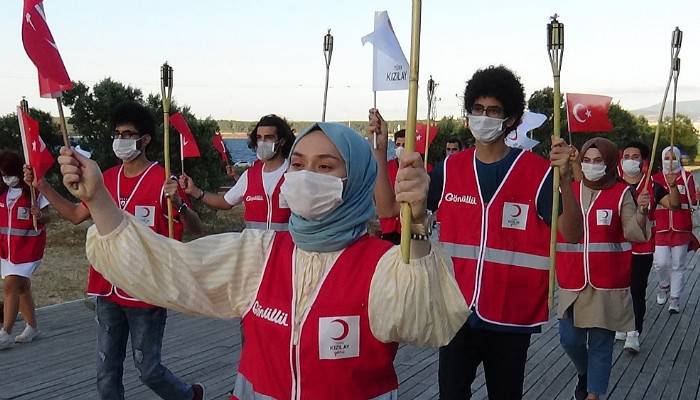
[24, 102, 205, 400]
[428, 66, 582, 399]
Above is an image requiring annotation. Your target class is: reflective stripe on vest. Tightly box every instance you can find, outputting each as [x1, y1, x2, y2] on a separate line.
[441, 242, 550, 270]
[556, 242, 632, 253]
[0, 227, 43, 237]
[657, 203, 690, 210]
[245, 221, 289, 231]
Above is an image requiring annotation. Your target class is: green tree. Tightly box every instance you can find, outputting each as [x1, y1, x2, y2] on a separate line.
[646, 114, 699, 168]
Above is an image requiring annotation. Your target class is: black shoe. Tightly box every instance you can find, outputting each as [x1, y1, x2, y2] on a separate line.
[574, 374, 587, 400]
[192, 383, 205, 400]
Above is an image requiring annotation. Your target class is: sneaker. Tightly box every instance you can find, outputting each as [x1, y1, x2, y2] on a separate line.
[624, 331, 640, 353]
[574, 374, 587, 400]
[657, 289, 669, 305]
[0, 328, 13, 350]
[14, 325, 40, 343]
[615, 331, 627, 341]
[669, 297, 680, 314]
[192, 383, 206, 400]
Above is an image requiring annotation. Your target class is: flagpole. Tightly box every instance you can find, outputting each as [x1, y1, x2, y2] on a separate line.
[547, 15, 564, 310]
[161, 62, 174, 238]
[322, 29, 334, 122]
[400, 0, 422, 264]
[373, 91, 377, 149]
[180, 126, 185, 176]
[18, 98, 38, 231]
[425, 75, 436, 168]
[646, 27, 682, 184]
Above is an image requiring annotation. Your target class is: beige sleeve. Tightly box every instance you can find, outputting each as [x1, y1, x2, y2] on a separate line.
[621, 191, 651, 243]
[368, 243, 469, 347]
[86, 214, 275, 319]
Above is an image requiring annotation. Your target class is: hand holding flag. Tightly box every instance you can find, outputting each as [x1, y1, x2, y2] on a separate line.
[18, 107, 54, 185]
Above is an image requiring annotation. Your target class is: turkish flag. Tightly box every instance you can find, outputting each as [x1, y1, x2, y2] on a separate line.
[21, 0, 73, 98]
[17, 107, 55, 183]
[566, 93, 613, 133]
[415, 123, 438, 155]
[170, 112, 200, 158]
[211, 131, 229, 164]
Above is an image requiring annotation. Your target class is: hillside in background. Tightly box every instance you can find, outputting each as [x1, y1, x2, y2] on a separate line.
[631, 100, 700, 123]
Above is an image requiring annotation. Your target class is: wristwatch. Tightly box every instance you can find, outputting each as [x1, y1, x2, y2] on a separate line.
[410, 210, 434, 239]
[196, 188, 206, 201]
[178, 202, 189, 214]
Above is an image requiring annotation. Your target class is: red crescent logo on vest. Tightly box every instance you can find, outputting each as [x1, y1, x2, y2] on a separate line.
[139, 207, 151, 218]
[510, 204, 523, 218]
[602, 210, 610, 219]
[331, 319, 350, 341]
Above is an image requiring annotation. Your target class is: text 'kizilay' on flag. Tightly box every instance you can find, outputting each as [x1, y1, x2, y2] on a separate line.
[21, 0, 72, 98]
[565, 93, 613, 133]
[17, 107, 55, 184]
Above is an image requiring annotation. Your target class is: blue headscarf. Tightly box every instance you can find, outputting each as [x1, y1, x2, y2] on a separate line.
[288, 122, 377, 252]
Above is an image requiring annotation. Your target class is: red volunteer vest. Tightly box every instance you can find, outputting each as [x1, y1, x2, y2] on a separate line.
[437, 148, 551, 327]
[243, 160, 291, 231]
[629, 177, 656, 255]
[0, 189, 46, 264]
[556, 181, 632, 291]
[653, 171, 695, 233]
[379, 159, 401, 235]
[233, 233, 398, 400]
[87, 163, 183, 308]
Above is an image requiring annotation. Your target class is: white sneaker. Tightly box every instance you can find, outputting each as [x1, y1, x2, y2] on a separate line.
[669, 297, 680, 314]
[657, 289, 669, 305]
[615, 331, 627, 341]
[14, 325, 40, 343]
[0, 328, 13, 350]
[624, 331, 640, 353]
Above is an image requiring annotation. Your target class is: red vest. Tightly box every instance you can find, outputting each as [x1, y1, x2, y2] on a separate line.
[233, 233, 398, 400]
[0, 189, 46, 264]
[653, 171, 695, 233]
[629, 177, 656, 255]
[556, 181, 632, 291]
[243, 160, 291, 231]
[87, 163, 183, 308]
[379, 159, 401, 235]
[437, 149, 551, 327]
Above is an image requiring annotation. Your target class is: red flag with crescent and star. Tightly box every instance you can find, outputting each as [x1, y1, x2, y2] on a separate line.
[211, 130, 229, 163]
[170, 112, 200, 158]
[415, 123, 438, 155]
[18, 107, 54, 183]
[21, 0, 73, 98]
[565, 93, 613, 133]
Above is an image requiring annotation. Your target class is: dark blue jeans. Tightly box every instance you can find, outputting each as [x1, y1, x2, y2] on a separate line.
[95, 297, 193, 400]
[559, 314, 615, 397]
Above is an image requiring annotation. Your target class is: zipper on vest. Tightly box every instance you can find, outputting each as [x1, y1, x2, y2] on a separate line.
[266, 194, 273, 230]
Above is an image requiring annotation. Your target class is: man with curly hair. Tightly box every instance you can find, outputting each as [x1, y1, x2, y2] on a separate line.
[428, 66, 583, 399]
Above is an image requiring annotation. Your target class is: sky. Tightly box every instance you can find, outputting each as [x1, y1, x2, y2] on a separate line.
[1, 0, 699, 122]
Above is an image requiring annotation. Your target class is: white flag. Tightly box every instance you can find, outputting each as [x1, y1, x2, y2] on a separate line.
[361, 11, 409, 92]
[505, 111, 547, 151]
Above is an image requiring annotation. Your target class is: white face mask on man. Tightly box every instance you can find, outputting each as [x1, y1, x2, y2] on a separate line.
[394, 145, 404, 160]
[467, 114, 507, 144]
[581, 163, 607, 181]
[2, 176, 20, 187]
[256, 141, 277, 161]
[112, 138, 143, 162]
[280, 170, 345, 221]
[621, 159, 642, 176]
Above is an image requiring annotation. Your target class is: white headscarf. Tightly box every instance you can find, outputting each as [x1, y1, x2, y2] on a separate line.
[662, 146, 682, 173]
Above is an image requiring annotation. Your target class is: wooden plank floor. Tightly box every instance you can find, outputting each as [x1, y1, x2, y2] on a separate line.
[1, 262, 698, 399]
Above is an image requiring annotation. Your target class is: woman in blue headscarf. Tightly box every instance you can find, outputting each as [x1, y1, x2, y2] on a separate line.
[59, 122, 468, 400]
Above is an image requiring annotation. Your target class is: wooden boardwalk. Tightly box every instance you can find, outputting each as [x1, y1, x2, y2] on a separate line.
[1, 262, 699, 400]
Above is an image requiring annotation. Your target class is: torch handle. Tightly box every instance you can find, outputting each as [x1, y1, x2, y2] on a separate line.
[548, 75, 562, 310]
[30, 186, 38, 231]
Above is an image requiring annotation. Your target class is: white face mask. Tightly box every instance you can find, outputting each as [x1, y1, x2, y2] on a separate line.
[112, 138, 142, 162]
[581, 163, 607, 181]
[663, 159, 679, 173]
[621, 159, 641, 176]
[256, 141, 277, 161]
[280, 170, 344, 221]
[467, 114, 507, 144]
[2, 176, 19, 187]
[394, 145, 404, 160]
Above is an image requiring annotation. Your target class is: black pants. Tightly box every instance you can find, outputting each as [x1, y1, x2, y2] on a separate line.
[630, 254, 654, 333]
[438, 322, 531, 400]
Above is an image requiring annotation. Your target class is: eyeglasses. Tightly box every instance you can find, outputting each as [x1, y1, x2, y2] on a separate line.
[470, 104, 505, 118]
[112, 129, 140, 139]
